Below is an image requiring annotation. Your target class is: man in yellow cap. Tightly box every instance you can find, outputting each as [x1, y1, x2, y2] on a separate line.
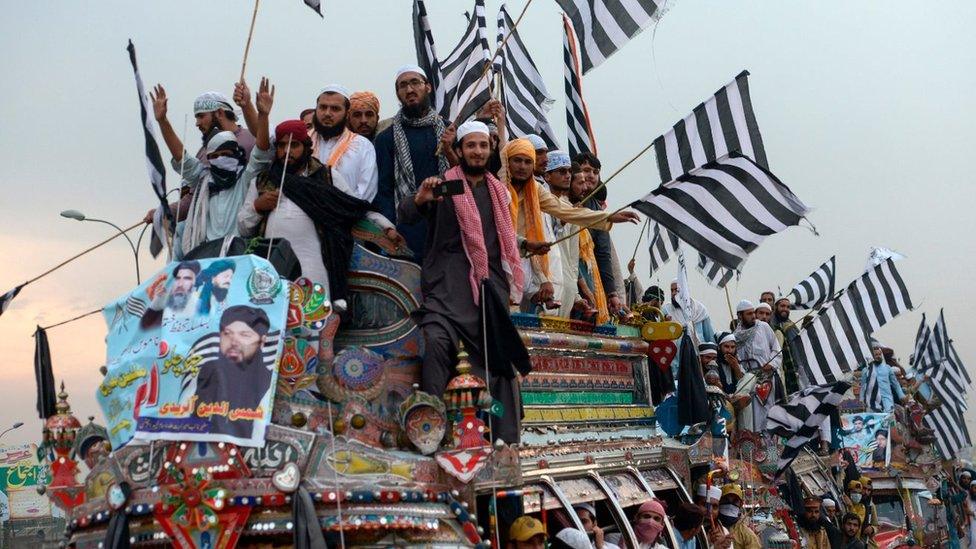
[858, 476, 879, 549]
[509, 515, 546, 549]
[718, 484, 760, 549]
[844, 480, 866, 525]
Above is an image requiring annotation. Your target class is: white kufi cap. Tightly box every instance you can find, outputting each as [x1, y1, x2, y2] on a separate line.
[736, 299, 755, 313]
[319, 84, 350, 99]
[456, 120, 490, 141]
[395, 64, 427, 81]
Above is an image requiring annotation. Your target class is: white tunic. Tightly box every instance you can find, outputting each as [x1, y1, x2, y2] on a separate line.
[314, 133, 378, 202]
[238, 146, 393, 292]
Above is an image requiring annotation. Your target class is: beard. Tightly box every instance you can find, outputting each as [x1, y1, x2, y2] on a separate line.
[201, 122, 221, 146]
[460, 155, 487, 176]
[212, 285, 229, 303]
[312, 116, 346, 140]
[167, 291, 190, 311]
[277, 149, 311, 174]
[402, 94, 432, 119]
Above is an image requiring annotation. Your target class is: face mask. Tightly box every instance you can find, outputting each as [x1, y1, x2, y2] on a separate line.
[635, 520, 664, 544]
[850, 493, 862, 504]
[718, 504, 740, 527]
[210, 156, 241, 172]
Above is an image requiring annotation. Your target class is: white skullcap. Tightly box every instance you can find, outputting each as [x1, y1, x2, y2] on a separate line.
[720, 333, 736, 345]
[707, 486, 722, 503]
[194, 91, 233, 115]
[696, 484, 707, 497]
[395, 64, 427, 81]
[205, 131, 238, 155]
[456, 120, 490, 141]
[525, 134, 547, 151]
[574, 503, 596, 518]
[755, 302, 772, 312]
[555, 529, 591, 549]
[736, 299, 755, 313]
[822, 498, 836, 508]
[318, 84, 350, 99]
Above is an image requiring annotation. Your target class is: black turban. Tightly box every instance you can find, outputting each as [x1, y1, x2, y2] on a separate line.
[672, 503, 705, 531]
[643, 285, 664, 303]
[219, 305, 270, 336]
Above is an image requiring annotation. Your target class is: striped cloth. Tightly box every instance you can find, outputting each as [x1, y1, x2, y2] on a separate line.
[0, 284, 24, 318]
[412, 0, 444, 112]
[127, 40, 173, 258]
[302, 0, 323, 17]
[438, 0, 492, 124]
[647, 222, 678, 278]
[556, 0, 663, 74]
[792, 259, 912, 386]
[924, 396, 971, 459]
[563, 14, 597, 157]
[766, 380, 850, 478]
[697, 254, 736, 289]
[787, 256, 836, 310]
[496, 4, 558, 148]
[632, 152, 810, 272]
[652, 71, 767, 184]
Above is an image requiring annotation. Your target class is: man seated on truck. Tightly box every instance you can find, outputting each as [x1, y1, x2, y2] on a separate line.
[508, 515, 547, 549]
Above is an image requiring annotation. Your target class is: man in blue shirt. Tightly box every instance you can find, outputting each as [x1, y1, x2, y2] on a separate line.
[860, 342, 905, 413]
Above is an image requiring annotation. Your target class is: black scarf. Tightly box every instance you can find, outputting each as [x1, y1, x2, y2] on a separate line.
[263, 158, 375, 300]
[481, 279, 532, 379]
[677, 333, 710, 427]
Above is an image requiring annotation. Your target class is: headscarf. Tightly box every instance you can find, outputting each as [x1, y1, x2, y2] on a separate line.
[442, 165, 523, 305]
[274, 120, 311, 145]
[349, 91, 380, 115]
[194, 92, 233, 115]
[635, 500, 666, 544]
[502, 139, 549, 279]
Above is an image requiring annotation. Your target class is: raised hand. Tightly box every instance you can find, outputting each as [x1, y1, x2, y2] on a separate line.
[415, 176, 443, 206]
[608, 210, 641, 224]
[255, 77, 275, 116]
[149, 84, 168, 122]
[234, 79, 252, 108]
[440, 124, 456, 150]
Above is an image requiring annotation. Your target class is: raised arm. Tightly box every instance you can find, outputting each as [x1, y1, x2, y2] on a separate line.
[149, 84, 185, 162]
[233, 79, 259, 138]
[254, 77, 275, 151]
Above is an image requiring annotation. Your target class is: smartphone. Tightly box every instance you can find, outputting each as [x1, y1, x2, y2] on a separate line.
[433, 178, 465, 198]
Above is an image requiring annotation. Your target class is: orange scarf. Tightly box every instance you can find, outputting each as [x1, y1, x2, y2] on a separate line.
[579, 229, 609, 324]
[501, 140, 549, 278]
[310, 127, 357, 167]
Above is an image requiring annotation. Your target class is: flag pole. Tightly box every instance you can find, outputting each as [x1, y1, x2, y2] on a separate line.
[266, 134, 292, 261]
[629, 218, 650, 263]
[575, 140, 655, 206]
[724, 286, 735, 323]
[240, 0, 261, 82]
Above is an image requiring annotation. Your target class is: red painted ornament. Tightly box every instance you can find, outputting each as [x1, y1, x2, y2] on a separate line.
[648, 340, 677, 371]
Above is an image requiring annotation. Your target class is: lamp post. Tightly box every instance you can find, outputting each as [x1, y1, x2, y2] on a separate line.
[0, 421, 24, 441]
[60, 210, 149, 283]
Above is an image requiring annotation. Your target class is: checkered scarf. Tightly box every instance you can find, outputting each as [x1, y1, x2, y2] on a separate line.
[444, 165, 523, 305]
[392, 108, 449, 209]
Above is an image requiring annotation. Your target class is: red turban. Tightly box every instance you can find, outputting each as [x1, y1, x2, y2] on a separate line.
[274, 119, 310, 144]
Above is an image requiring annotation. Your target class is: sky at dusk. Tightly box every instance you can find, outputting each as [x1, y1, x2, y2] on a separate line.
[1, 1, 974, 451]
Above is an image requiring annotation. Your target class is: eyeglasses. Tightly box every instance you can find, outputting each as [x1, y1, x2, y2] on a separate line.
[397, 78, 427, 91]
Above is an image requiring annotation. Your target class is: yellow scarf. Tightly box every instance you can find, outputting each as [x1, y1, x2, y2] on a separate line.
[309, 126, 357, 167]
[502, 140, 549, 279]
[579, 229, 608, 324]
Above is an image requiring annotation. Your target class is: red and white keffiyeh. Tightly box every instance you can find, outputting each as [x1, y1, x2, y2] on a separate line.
[444, 165, 524, 305]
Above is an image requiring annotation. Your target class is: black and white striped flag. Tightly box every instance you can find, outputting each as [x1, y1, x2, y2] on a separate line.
[697, 253, 737, 289]
[647, 222, 678, 278]
[766, 380, 850, 478]
[787, 256, 836, 310]
[632, 152, 810, 272]
[496, 4, 558, 148]
[0, 284, 24, 318]
[413, 0, 444, 112]
[302, 0, 323, 17]
[556, 0, 662, 74]
[438, 0, 492, 124]
[911, 314, 934, 369]
[652, 71, 768, 184]
[127, 40, 173, 258]
[792, 259, 913, 386]
[917, 310, 971, 409]
[563, 14, 597, 157]
[931, 309, 971, 386]
[924, 397, 971, 459]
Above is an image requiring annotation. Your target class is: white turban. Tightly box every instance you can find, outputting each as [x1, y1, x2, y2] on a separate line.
[456, 120, 489, 141]
[736, 299, 755, 313]
[318, 84, 350, 99]
[720, 333, 736, 345]
[822, 498, 836, 508]
[707, 486, 722, 503]
[755, 302, 772, 312]
[696, 484, 707, 497]
[205, 131, 238, 155]
[395, 64, 427, 81]
[194, 91, 233, 115]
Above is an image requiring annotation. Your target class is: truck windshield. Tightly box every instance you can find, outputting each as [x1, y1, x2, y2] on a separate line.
[873, 494, 907, 530]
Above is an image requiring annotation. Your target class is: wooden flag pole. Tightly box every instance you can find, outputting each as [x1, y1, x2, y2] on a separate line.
[629, 218, 650, 263]
[240, 0, 261, 82]
[724, 285, 735, 323]
[574, 140, 655, 206]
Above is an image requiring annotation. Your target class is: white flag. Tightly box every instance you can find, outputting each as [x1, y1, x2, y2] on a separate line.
[865, 246, 905, 272]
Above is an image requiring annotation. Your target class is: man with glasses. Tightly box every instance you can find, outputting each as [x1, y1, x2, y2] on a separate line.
[373, 65, 455, 263]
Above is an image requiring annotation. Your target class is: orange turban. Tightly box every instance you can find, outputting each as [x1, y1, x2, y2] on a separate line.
[349, 91, 380, 114]
[502, 139, 548, 280]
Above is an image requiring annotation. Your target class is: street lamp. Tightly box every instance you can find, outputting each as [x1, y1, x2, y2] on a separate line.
[60, 210, 149, 284]
[0, 421, 24, 441]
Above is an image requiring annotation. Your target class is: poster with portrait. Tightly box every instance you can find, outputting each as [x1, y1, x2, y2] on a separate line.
[97, 255, 288, 448]
[838, 412, 892, 468]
